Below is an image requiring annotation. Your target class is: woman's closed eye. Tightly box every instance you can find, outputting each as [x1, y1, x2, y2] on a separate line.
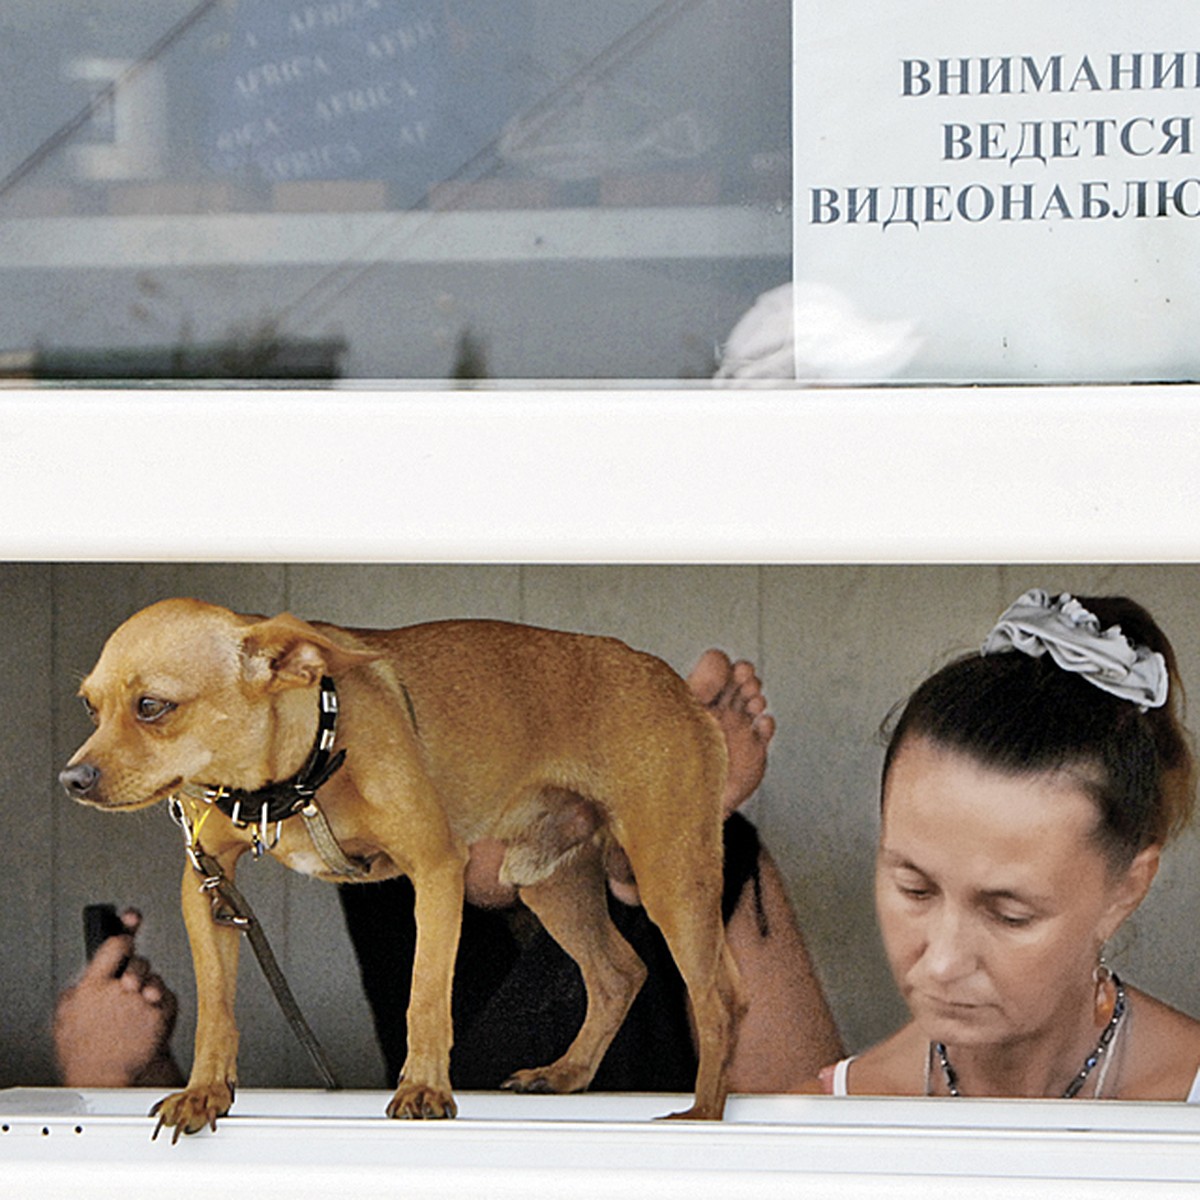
[894, 872, 936, 901]
[986, 903, 1037, 929]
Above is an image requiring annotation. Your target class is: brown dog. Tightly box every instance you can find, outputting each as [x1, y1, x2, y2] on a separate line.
[60, 598, 742, 1136]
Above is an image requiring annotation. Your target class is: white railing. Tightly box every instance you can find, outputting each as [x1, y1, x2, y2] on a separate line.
[3, 1088, 1199, 1198]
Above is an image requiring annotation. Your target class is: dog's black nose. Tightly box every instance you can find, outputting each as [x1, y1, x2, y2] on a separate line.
[60, 762, 101, 800]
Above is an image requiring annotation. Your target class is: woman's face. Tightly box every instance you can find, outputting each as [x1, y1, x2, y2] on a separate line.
[876, 736, 1147, 1051]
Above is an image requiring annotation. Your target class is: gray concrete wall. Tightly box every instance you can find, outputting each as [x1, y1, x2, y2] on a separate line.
[3, 563, 1198, 1088]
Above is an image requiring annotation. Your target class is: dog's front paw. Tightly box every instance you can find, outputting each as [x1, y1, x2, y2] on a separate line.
[149, 1082, 235, 1143]
[386, 1081, 457, 1119]
[501, 1062, 590, 1094]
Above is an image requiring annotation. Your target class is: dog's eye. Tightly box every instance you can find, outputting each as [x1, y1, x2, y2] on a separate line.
[80, 697, 97, 725]
[135, 696, 176, 723]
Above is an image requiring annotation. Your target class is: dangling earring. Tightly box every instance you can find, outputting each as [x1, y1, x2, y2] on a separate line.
[1093, 953, 1117, 1027]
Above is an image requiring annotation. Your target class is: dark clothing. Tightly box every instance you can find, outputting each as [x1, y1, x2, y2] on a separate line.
[338, 814, 762, 1091]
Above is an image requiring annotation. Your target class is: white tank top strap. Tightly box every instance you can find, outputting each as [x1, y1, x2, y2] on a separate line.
[831, 1055, 857, 1097]
[1188, 1064, 1200, 1103]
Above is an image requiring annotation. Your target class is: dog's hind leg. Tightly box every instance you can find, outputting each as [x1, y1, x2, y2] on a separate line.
[636, 869, 742, 1120]
[616, 781, 743, 1120]
[503, 844, 647, 1095]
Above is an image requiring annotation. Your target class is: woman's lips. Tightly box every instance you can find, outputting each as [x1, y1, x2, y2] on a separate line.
[915, 991, 989, 1014]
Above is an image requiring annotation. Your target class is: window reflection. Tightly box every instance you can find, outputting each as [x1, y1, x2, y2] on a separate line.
[0, 1, 791, 382]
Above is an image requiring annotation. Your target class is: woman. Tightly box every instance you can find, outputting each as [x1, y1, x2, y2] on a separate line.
[818, 589, 1200, 1100]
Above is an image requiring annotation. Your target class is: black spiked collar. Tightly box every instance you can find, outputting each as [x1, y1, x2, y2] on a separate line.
[195, 676, 346, 830]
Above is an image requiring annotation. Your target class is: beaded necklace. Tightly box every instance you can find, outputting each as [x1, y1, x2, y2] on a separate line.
[930, 974, 1127, 1099]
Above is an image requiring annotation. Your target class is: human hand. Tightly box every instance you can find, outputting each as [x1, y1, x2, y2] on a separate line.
[53, 909, 181, 1087]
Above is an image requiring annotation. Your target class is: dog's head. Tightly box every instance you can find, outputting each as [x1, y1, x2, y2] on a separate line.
[60, 598, 375, 811]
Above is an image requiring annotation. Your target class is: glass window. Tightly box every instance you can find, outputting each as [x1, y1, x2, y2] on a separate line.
[6, 2, 1193, 387]
[0, 1, 791, 383]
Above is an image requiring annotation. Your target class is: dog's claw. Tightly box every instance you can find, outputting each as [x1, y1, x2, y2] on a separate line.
[147, 1083, 234, 1143]
[501, 1063, 589, 1095]
[501, 1074, 554, 1094]
[386, 1083, 457, 1120]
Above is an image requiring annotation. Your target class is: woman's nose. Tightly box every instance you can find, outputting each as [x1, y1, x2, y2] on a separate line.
[920, 905, 977, 982]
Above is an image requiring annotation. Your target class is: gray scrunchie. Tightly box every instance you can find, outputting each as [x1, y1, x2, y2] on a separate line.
[981, 589, 1168, 711]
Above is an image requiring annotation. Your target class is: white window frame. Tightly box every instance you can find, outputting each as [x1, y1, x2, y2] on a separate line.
[2, 385, 1195, 563]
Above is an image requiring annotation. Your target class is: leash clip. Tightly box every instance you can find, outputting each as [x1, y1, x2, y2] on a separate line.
[210, 906, 254, 930]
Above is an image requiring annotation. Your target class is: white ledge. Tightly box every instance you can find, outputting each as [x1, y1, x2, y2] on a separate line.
[1, 385, 1199, 563]
[3, 1089, 1200, 1198]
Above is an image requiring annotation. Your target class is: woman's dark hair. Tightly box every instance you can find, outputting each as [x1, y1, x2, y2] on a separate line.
[882, 596, 1196, 865]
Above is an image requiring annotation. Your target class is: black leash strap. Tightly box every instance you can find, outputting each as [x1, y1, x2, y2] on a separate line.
[193, 843, 341, 1091]
[169, 799, 341, 1091]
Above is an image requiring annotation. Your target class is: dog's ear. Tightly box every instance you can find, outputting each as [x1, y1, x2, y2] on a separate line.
[240, 613, 378, 692]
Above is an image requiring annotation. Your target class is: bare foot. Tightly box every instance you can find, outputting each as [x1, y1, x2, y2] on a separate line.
[688, 649, 775, 814]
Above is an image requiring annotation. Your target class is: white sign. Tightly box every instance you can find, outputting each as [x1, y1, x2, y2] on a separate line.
[793, 2, 1200, 383]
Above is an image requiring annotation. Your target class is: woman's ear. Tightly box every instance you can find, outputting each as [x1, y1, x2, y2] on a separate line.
[1098, 844, 1160, 943]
